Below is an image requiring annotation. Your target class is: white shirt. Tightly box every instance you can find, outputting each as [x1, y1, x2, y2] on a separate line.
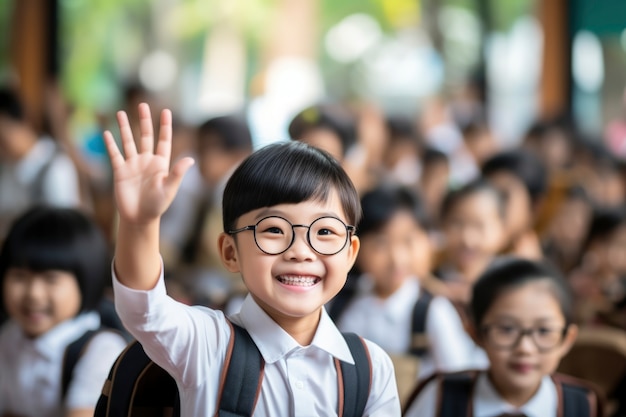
[0, 312, 128, 417]
[404, 371, 558, 417]
[113, 270, 402, 416]
[336, 277, 488, 380]
[0, 137, 81, 237]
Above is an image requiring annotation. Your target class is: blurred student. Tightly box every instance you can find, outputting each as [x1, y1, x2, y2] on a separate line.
[481, 149, 548, 260]
[436, 179, 508, 305]
[0, 87, 81, 240]
[404, 257, 602, 417]
[333, 185, 486, 380]
[0, 206, 127, 417]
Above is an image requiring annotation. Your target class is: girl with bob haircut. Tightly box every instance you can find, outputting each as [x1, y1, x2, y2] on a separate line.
[0, 206, 128, 417]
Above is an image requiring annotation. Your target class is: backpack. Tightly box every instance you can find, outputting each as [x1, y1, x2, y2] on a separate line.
[402, 370, 603, 417]
[93, 320, 372, 417]
[329, 284, 433, 358]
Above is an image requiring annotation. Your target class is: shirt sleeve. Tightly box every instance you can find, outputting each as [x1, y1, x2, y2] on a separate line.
[112, 262, 231, 388]
[65, 330, 128, 410]
[426, 296, 481, 373]
[403, 377, 438, 417]
[361, 340, 402, 416]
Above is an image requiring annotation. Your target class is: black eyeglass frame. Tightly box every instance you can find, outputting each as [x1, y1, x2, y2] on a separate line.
[227, 215, 356, 256]
[480, 324, 569, 352]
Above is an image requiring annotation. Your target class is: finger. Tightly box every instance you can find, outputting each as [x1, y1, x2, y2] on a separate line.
[117, 110, 137, 158]
[138, 103, 155, 154]
[164, 156, 195, 193]
[155, 108, 173, 161]
[103, 130, 125, 169]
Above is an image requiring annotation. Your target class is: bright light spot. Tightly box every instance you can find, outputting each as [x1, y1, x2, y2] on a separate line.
[573, 30, 604, 93]
[139, 50, 178, 92]
[325, 13, 382, 63]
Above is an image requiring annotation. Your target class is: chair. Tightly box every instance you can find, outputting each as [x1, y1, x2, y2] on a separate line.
[389, 354, 420, 409]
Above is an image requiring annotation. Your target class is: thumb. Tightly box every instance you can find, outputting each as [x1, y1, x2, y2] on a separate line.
[164, 156, 195, 193]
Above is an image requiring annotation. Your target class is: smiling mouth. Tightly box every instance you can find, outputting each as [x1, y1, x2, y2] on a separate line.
[277, 275, 321, 287]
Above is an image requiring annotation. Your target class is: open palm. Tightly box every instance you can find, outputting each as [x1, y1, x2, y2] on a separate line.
[103, 103, 194, 224]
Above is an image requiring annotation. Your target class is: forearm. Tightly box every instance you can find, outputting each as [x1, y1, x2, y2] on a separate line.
[114, 219, 161, 290]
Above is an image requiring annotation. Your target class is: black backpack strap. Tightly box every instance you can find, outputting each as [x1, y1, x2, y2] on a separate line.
[336, 332, 372, 417]
[61, 329, 99, 399]
[217, 322, 265, 417]
[553, 373, 602, 417]
[439, 371, 477, 417]
[409, 290, 434, 357]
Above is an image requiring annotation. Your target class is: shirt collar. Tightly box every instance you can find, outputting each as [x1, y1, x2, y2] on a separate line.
[236, 295, 354, 364]
[475, 372, 557, 417]
[31, 312, 100, 361]
[358, 274, 421, 321]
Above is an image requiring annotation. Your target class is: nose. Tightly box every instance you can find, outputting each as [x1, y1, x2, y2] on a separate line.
[513, 330, 538, 353]
[24, 277, 47, 301]
[284, 226, 316, 260]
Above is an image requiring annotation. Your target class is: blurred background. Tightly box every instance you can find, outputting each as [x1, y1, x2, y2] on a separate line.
[1, 0, 625, 150]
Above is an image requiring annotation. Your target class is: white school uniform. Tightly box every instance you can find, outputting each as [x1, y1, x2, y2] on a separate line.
[335, 276, 488, 380]
[0, 312, 128, 417]
[404, 371, 558, 417]
[113, 268, 402, 417]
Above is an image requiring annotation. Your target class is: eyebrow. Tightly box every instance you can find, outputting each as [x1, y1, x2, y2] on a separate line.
[253, 208, 344, 222]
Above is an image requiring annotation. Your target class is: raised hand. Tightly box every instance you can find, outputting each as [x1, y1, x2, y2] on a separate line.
[103, 103, 194, 225]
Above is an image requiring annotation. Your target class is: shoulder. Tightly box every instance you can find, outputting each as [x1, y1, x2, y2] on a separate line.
[551, 373, 604, 417]
[402, 373, 440, 417]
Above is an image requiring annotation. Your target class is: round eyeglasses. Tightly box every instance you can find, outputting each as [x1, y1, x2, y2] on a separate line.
[481, 324, 568, 352]
[228, 216, 355, 255]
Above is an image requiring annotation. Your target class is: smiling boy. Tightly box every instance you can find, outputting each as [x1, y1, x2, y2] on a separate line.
[103, 104, 401, 416]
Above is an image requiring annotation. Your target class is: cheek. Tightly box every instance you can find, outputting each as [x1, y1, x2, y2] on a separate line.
[53, 282, 83, 316]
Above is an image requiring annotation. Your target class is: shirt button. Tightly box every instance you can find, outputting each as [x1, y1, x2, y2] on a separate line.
[295, 381, 304, 389]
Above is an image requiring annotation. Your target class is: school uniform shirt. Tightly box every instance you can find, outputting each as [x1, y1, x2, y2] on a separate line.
[0, 311, 128, 417]
[113, 267, 402, 416]
[404, 371, 558, 417]
[336, 276, 488, 380]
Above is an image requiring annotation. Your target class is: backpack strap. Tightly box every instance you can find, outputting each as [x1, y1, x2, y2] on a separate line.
[552, 373, 603, 417]
[61, 329, 99, 399]
[409, 290, 434, 357]
[438, 370, 478, 417]
[216, 321, 265, 417]
[335, 332, 372, 417]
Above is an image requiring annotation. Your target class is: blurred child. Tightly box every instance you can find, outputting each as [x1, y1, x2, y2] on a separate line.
[481, 149, 548, 260]
[102, 104, 401, 415]
[0, 206, 128, 417]
[436, 179, 507, 305]
[404, 256, 602, 417]
[568, 207, 626, 327]
[382, 115, 422, 188]
[334, 185, 486, 380]
[418, 147, 450, 224]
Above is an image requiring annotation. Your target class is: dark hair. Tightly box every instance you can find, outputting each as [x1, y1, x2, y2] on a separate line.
[358, 185, 430, 236]
[0, 206, 111, 316]
[481, 149, 548, 205]
[422, 147, 449, 167]
[288, 104, 356, 158]
[580, 206, 626, 254]
[471, 256, 574, 327]
[441, 178, 506, 220]
[222, 141, 361, 232]
[0, 87, 25, 121]
[197, 114, 253, 153]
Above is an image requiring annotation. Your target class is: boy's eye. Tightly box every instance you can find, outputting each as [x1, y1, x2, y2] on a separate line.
[316, 228, 336, 236]
[496, 324, 518, 334]
[263, 226, 285, 234]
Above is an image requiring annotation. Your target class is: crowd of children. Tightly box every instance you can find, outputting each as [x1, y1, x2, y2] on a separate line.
[1, 81, 626, 416]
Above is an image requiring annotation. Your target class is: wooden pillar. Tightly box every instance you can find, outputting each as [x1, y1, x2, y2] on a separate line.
[538, 0, 571, 118]
[9, 0, 57, 132]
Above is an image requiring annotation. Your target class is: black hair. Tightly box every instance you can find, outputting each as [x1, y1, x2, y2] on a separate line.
[0, 206, 111, 316]
[288, 104, 356, 158]
[358, 185, 430, 237]
[481, 149, 548, 206]
[197, 114, 253, 153]
[0, 87, 25, 121]
[471, 256, 574, 327]
[580, 206, 626, 255]
[441, 178, 506, 220]
[422, 147, 449, 167]
[222, 141, 361, 232]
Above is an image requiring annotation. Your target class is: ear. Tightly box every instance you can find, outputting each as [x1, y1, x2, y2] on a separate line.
[345, 235, 360, 270]
[559, 323, 579, 356]
[218, 232, 241, 273]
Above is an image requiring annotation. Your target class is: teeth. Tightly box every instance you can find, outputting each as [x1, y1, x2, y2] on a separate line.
[278, 275, 318, 286]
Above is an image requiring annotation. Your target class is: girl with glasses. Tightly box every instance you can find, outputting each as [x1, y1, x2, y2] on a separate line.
[403, 256, 602, 417]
